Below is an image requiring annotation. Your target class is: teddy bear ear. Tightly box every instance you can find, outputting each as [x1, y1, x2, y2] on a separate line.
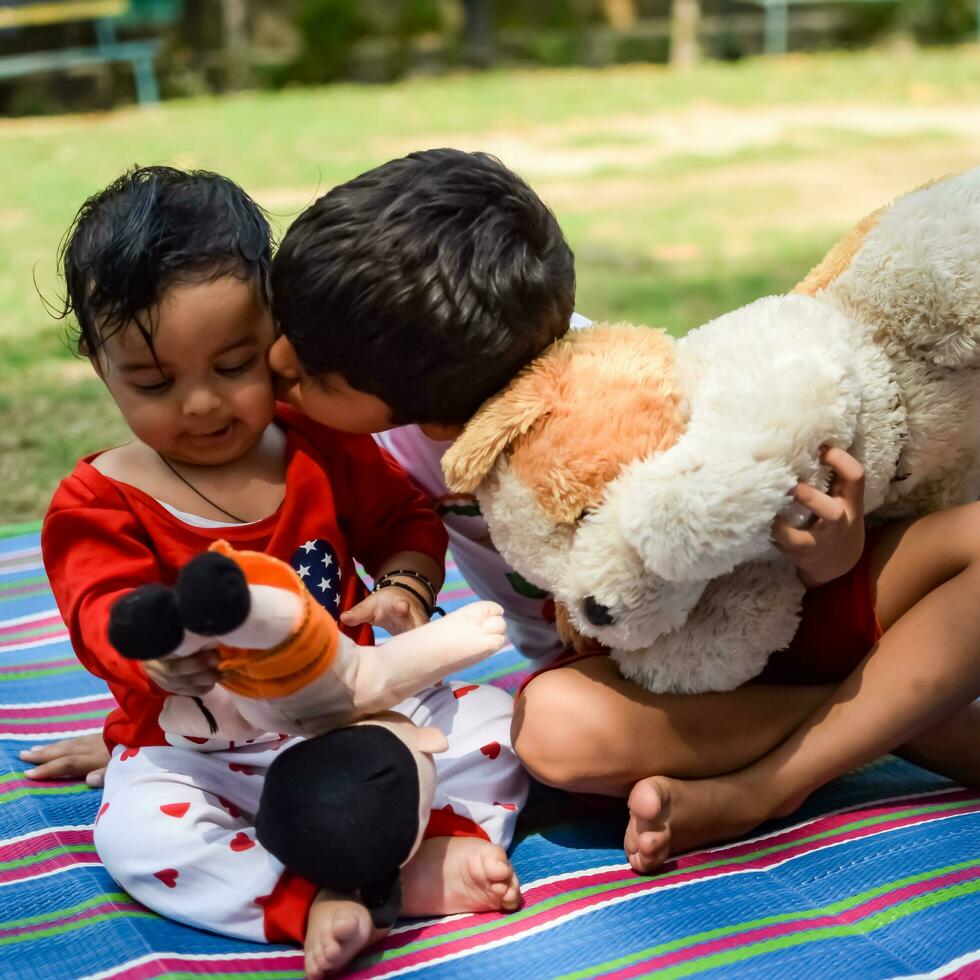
[442, 367, 556, 493]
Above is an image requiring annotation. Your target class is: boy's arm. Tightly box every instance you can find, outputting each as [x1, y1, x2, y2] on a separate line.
[331, 432, 449, 633]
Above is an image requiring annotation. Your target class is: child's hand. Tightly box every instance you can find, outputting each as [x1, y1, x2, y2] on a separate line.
[341, 584, 430, 636]
[20, 733, 111, 787]
[142, 649, 222, 697]
[772, 447, 866, 588]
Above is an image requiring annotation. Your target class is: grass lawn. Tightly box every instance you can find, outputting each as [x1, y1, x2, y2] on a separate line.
[3, 44, 980, 523]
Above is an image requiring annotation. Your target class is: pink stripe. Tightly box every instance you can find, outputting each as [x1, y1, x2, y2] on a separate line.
[943, 961, 980, 979]
[0, 615, 61, 638]
[0, 582, 49, 600]
[0, 629, 69, 650]
[99, 952, 305, 979]
[1, 776, 88, 794]
[603, 865, 980, 979]
[0, 697, 115, 720]
[0, 827, 92, 860]
[0, 656, 76, 673]
[361, 794, 980, 972]
[439, 587, 479, 603]
[0, 900, 145, 939]
[0, 851, 101, 885]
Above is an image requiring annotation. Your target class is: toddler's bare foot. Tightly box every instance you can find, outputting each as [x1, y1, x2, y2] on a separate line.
[400, 836, 521, 916]
[304, 890, 384, 979]
[380, 601, 507, 670]
[624, 774, 770, 874]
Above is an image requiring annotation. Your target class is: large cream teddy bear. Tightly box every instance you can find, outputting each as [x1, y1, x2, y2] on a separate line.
[443, 169, 980, 693]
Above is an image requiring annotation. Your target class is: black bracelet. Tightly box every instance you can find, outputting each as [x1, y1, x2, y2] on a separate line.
[379, 568, 440, 608]
[373, 578, 446, 618]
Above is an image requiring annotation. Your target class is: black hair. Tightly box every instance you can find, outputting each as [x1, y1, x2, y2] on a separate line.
[57, 165, 272, 358]
[271, 149, 575, 425]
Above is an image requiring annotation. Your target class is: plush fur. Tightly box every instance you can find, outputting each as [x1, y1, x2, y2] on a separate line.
[443, 169, 980, 693]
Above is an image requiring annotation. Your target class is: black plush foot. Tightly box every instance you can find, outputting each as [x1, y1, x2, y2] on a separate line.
[109, 584, 184, 660]
[175, 551, 251, 636]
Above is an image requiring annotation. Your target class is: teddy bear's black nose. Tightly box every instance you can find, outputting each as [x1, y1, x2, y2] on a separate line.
[583, 595, 614, 627]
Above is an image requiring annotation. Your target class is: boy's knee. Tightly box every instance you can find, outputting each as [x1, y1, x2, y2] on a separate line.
[512, 670, 598, 789]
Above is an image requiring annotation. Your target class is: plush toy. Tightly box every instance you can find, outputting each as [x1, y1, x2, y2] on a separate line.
[108, 541, 506, 924]
[443, 169, 980, 694]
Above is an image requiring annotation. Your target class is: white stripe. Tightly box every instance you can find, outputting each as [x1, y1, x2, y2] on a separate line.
[80, 949, 303, 980]
[0, 725, 102, 740]
[0, 546, 41, 563]
[0, 823, 92, 848]
[0, 633, 71, 654]
[0, 560, 45, 576]
[0, 859, 102, 889]
[371, 809, 980, 979]
[0, 608, 60, 629]
[0, 692, 110, 709]
[890, 950, 980, 979]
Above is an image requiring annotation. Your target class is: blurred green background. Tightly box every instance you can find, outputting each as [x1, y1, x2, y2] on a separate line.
[1, 3, 979, 523]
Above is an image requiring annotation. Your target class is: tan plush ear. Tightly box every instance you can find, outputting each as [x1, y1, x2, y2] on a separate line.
[442, 364, 556, 493]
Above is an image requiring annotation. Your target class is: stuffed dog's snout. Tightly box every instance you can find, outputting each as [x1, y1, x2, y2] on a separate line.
[582, 595, 614, 627]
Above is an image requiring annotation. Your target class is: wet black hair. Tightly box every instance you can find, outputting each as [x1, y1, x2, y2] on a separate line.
[57, 165, 272, 358]
[271, 148, 575, 425]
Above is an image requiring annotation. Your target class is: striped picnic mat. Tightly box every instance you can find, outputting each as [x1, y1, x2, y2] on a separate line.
[2, 525, 978, 979]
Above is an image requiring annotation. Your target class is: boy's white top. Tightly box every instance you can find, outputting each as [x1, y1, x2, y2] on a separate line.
[374, 312, 591, 662]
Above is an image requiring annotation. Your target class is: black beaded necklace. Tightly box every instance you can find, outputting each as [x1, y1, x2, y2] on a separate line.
[157, 453, 247, 524]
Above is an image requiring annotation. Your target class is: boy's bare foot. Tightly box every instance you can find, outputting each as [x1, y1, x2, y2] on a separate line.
[380, 601, 507, 670]
[305, 890, 384, 979]
[400, 836, 521, 916]
[20, 734, 110, 787]
[624, 774, 769, 874]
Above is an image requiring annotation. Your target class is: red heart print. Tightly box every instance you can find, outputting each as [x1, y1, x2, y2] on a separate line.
[120, 747, 139, 761]
[253, 893, 271, 908]
[494, 801, 517, 811]
[217, 796, 241, 818]
[230, 832, 255, 852]
[452, 684, 479, 699]
[480, 742, 501, 760]
[441, 803, 456, 814]
[228, 763, 258, 775]
[96, 802, 110, 824]
[184, 736, 209, 745]
[160, 802, 190, 819]
[154, 868, 179, 888]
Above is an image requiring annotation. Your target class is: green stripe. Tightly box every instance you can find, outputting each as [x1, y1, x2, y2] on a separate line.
[0, 709, 107, 725]
[0, 664, 83, 681]
[0, 574, 47, 590]
[151, 973, 303, 979]
[0, 843, 98, 872]
[468, 659, 528, 683]
[0, 521, 42, 538]
[647, 879, 980, 979]
[365, 799, 975, 965]
[0, 586, 50, 604]
[0, 892, 131, 929]
[0, 622, 65, 642]
[0, 909, 158, 946]
[557, 859, 980, 979]
[0, 783, 92, 805]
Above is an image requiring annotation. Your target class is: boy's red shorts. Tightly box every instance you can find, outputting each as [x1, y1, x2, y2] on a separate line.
[519, 530, 883, 694]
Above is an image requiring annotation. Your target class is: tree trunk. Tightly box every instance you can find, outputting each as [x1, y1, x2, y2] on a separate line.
[602, 0, 637, 30]
[670, 0, 701, 68]
[461, 0, 494, 68]
[221, 0, 250, 89]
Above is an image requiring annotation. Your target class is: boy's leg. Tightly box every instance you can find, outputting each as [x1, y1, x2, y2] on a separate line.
[514, 659, 831, 795]
[398, 681, 527, 915]
[626, 501, 980, 871]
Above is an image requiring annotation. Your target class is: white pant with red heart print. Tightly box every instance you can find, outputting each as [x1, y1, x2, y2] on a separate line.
[93, 680, 528, 942]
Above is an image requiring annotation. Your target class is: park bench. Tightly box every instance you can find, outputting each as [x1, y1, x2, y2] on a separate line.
[742, 0, 980, 55]
[0, 0, 177, 106]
